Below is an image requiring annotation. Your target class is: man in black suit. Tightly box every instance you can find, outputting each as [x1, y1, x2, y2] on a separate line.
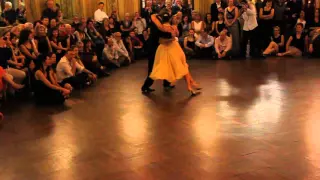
[42, 0, 58, 21]
[141, 9, 172, 93]
[211, 0, 227, 21]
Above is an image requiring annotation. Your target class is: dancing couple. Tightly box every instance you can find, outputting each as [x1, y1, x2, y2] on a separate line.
[141, 9, 201, 96]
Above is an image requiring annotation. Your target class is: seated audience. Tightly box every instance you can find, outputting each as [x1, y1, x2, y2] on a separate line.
[121, 13, 135, 37]
[33, 53, 71, 105]
[141, 29, 150, 57]
[178, 15, 191, 43]
[56, 46, 91, 89]
[9, 33, 26, 72]
[133, 12, 147, 39]
[103, 38, 130, 67]
[49, 28, 67, 63]
[309, 28, 320, 57]
[204, 13, 215, 37]
[263, 26, 285, 56]
[73, 46, 98, 84]
[99, 18, 112, 42]
[34, 24, 52, 55]
[0, 31, 26, 85]
[41, 16, 50, 28]
[108, 17, 120, 33]
[79, 40, 109, 76]
[0, 66, 24, 97]
[19, 29, 39, 70]
[214, 30, 232, 59]
[277, 23, 308, 57]
[195, 30, 215, 59]
[184, 29, 197, 59]
[112, 32, 131, 63]
[129, 31, 144, 60]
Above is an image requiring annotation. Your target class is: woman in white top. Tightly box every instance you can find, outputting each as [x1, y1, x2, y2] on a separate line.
[296, 10, 307, 29]
[191, 13, 205, 39]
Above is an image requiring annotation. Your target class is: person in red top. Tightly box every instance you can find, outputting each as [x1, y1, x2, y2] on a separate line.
[129, 31, 144, 60]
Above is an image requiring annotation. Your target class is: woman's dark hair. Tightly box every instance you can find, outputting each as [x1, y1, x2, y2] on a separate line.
[49, 27, 58, 39]
[82, 39, 92, 52]
[162, 13, 171, 23]
[9, 32, 17, 41]
[218, 12, 224, 16]
[86, 18, 94, 25]
[18, 29, 32, 46]
[204, 13, 212, 24]
[35, 53, 54, 72]
[296, 23, 304, 28]
[33, 20, 42, 28]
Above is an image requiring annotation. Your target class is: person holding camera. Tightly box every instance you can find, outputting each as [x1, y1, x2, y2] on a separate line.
[241, 0, 260, 58]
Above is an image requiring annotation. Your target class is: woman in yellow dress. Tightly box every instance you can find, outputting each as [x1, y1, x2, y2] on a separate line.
[149, 13, 201, 96]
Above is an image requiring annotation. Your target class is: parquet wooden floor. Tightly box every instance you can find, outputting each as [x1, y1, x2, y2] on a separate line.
[1, 58, 320, 180]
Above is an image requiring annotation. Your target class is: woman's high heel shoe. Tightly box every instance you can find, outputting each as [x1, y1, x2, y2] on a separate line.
[189, 89, 200, 96]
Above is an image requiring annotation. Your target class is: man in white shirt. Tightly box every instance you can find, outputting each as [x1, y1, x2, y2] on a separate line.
[112, 32, 131, 62]
[214, 30, 232, 59]
[241, 0, 259, 58]
[94, 2, 108, 24]
[195, 30, 215, 59]
[103, 38, 129, 67]
[56, 47, 88, 88]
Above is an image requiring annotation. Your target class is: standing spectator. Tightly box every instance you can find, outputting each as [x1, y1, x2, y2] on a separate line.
[259, 0, 275, 49]
[274, 0, 286, 34]
[225, 0, 240, 57]
[214, 30, 232, 59]
[286, 0, 302, 29]
[94, 2, 108, 25]
[277, 23, 308, 57]
[241, 0, 259, 58]
[120, 13, 134, 37]
[42, 0, 58, 21]
[204, 13, 215, 37]
[49, 28, 66, 63]
[172, 0, 186, 15]
[141, 0, 153, 26]
[211, 0, 227, 21]
[1, 2, 16, 25]
[296, 10, 306, 29]
[16, 2, 27, 24]
[191, 12, 205, 39]
[303, 0, 315, 25]
[215, 12, 226, 36]
[133, 12, 147, 40]
[195, 30, 215, 59]
[178, 15, 191, 43]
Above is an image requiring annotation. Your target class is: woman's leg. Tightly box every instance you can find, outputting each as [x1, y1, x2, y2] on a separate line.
[263, 42, 278, 55]
[6, 68, 26, 84]
[277, 47, 301, 57]
[2, 73, 24, 90]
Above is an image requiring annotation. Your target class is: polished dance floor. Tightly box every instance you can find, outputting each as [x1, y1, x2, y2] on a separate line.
[1, 58, 320, 180]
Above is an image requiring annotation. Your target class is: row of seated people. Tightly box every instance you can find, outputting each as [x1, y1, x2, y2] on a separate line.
[0, 22, 139, 105]
[181, 23, 320, 60]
